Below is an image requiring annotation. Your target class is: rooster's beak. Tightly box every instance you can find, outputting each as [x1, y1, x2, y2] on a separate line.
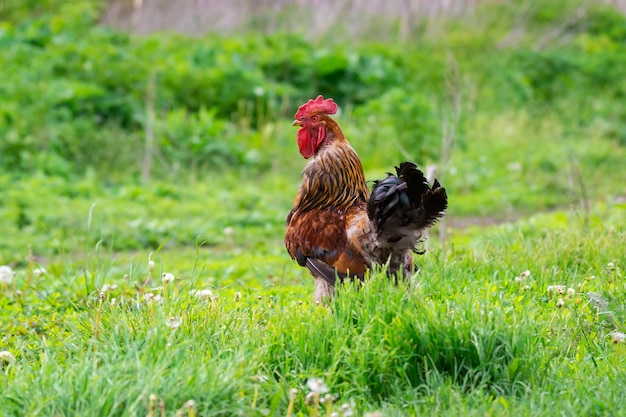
[292, 120, 302, 127]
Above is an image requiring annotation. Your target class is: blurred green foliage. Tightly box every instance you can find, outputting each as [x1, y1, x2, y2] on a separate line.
[0, 1, 625, 179]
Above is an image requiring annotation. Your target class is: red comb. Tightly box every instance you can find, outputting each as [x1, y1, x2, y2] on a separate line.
[295, 95, 338, 119]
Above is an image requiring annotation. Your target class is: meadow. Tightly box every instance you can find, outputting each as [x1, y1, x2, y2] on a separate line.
[1, 1, 626, 416]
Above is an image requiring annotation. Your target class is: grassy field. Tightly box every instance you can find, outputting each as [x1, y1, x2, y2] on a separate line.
[2, 1, 626, 416]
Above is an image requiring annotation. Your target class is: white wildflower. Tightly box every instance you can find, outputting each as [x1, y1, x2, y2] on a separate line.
[320, 393, 334, 404]
[611, 331, 625, 344]
[166, 316, 182, 329]
[147, 260, 155, 271]
[143, 293, 154, 302]
[556, 298, 565, 308]
[0, 350, 16, 364]
[191, 289, 213, 298]
[161, 272, 175, 283]
[515, 270, 531, 282]
[33, 267, 47, 276]
[0, 265, 14, 284]
[111, 298, 117, 305]
[567, 288, 575, 296]
[507, 161, 522, 171]
[153, 294, 164, 304]
[289, 388, 298, 400]
[235, 291, 242, 302]
[340, 402, 355, 417]
[607, 262, 615, 270]
[306, 377, 329, 394]
[101, 283, 118, 292]
[184, 399, 196, 410]
[547, 285, 566, 294]
[305, 392, 316, 406]
[253, 86, 265, 97]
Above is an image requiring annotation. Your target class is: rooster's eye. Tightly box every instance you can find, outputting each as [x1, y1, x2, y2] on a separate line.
[311, 115, 319, 122]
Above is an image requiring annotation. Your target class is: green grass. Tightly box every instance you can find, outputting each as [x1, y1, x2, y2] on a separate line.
[2, 2, 626, 415]
[1, 170, 624, 415]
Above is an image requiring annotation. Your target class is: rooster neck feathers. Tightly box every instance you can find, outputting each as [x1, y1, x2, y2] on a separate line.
[297, 138, 369, 213]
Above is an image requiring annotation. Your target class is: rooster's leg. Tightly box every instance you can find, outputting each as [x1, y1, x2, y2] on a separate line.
[314, 278, 334, 304]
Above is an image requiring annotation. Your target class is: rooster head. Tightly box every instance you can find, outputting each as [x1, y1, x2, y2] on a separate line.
[292, 95, 338, 159]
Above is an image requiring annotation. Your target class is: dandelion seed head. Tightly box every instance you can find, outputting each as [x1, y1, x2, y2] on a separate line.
[0, 350, 16, 364]
[99, 291, 105, 300]
[144, 293, 154, 302]
[33, 267, 47, 277]
[611, 331, 625, 344]
[306, 377, 329, 394]
[153, 295, 163, 304]
[289, 388, 298, 399]
[547, 285, 566, 294]
[101, 284, 118, 292]
[166, 316, 182, 329]
[556, 298, 565, 308]
[162, 272, 175, 283]
[0, 265, 14, 284]
[235, 291, 242, 301]
[147, 260, 155, 271]
[340, 402, 355, 417]
[191, 289, 213, 298]
[305, 392, 315, 406]
[567, 288, 575, 296]
[320, 393, 334, 404]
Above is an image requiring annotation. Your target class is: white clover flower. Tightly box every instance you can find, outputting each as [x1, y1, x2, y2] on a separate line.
[161, 272, 175, 283]
[306, 377, 329, 394]
[320, 393, 334, 404]
[340, 402, 355, 417]
[0, 265, 14, 284]
[547, 285, 566, 294]
[0, 350, 16, 364]
[190, 289, 213, 298]
[101, 284, 118, 292]
[289, 388, 298, 400]
[611, 331, 625, 344]
[166, 316, 182, 329]
[33, 267, 47, 277]
[515, 270, 531, 282]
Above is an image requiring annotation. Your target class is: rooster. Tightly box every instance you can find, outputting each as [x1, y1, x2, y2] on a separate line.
[285, 95, 448, 301]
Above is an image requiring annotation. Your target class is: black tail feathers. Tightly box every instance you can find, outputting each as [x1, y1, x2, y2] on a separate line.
[367, 162, 447, 239]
